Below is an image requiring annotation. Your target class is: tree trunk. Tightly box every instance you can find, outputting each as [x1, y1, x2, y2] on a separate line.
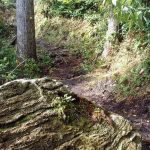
[102, 9, 118, 59]
[143, 0, 150, 6]
[0, 78, 141, 149]
[16, 0, 37, 62]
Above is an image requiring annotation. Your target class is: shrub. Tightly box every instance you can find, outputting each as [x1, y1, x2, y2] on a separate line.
[0, 40, 17, 84]
[116, 60, 150, 97]
[23, 59, 41, 78]
[52, 94, 76, 121]
[40, 0, 100, 19]
[0, 39, 55, 84]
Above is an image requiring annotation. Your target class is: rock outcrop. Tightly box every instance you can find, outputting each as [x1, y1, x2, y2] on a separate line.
[0, 78, 141, 150]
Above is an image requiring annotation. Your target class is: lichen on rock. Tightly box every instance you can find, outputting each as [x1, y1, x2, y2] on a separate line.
[0, 78, 141, 150]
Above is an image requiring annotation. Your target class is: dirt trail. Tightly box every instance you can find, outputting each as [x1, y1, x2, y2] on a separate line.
[64, 75, 150, 148]
[36, 39, 84, 79]
[37, 39, 150, 149]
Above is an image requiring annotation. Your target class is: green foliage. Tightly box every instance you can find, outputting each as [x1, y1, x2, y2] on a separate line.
[52, 94, 76, 120]
[0, 40, 17, 84]
[1, 0, 16, 8]
[103, 0, 150, 31]
[116, 60, 150, 97]
[23, 59, 40, 78]
[0, 40, 53, 84]
[40, 0, 150, 30]
[40, 0, 101, 18]
[0, 42, 41, 83]
[0, 19, 8, 37]
[40, 52, 53, 68]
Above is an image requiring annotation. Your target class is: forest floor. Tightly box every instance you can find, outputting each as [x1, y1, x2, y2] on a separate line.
[37, 39, 150, 150]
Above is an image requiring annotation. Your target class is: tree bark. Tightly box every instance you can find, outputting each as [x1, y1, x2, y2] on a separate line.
[16, 0, 37, 62]
[0, 78, 142, 150]
[102, 9, 118, 59]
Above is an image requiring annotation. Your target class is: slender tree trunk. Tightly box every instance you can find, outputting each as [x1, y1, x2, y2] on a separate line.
[16, 0, 37, 62]
[102, 9, 118, 59]
[143, 0, 150, 6]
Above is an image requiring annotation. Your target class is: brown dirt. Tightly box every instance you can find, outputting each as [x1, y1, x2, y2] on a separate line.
[37, 39, 150, 150]
[36, 39, 85, 80]
[64, 76, 150, 150]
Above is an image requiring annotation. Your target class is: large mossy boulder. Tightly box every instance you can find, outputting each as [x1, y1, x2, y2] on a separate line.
[0, 78, 141, 150]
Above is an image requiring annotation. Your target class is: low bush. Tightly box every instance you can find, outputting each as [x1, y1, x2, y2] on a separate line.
[0, 39, 54, 84]
[116, 60, 150, 97]
[40, 0, 100, 19]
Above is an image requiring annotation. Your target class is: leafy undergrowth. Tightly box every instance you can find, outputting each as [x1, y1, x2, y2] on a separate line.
[35, 3, 107, 73]
[111, 34, 150, 100]
[0, 40, 54, 84]
[35, 3, 150, 99]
